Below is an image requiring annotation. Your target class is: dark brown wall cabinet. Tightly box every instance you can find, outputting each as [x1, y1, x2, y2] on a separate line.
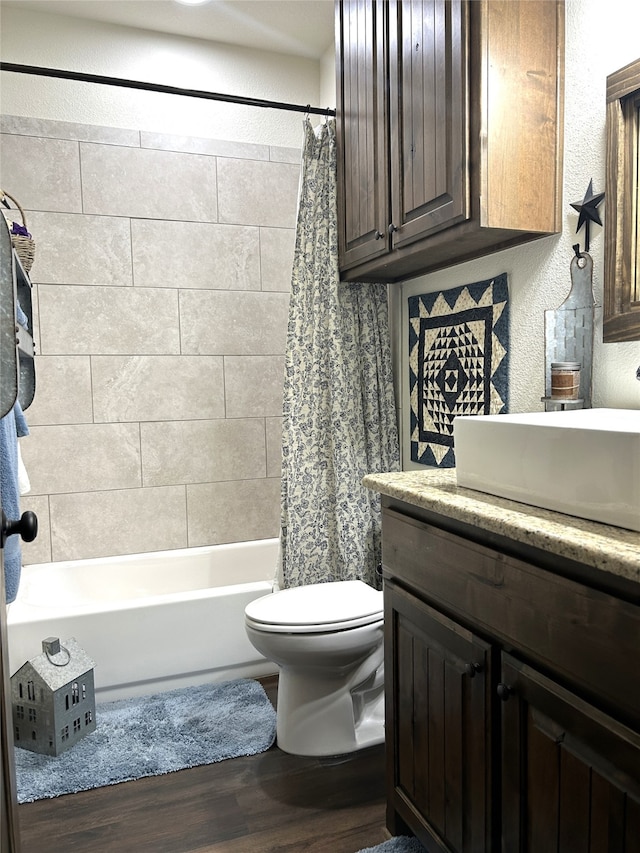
[335, 0, 565, 283]
[382, 502, 640, 852]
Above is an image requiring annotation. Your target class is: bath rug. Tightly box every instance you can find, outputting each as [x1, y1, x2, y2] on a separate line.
[408, 273, 509, 467]
[14, 678, 276, 803]
[356, 837, 426, 853]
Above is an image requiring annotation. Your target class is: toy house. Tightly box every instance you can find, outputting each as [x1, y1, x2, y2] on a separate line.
[11, 636, 96, 756]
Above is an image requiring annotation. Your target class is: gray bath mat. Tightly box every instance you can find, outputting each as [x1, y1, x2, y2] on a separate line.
[357, 838, 426, 853]
[14, 678, 276, 803]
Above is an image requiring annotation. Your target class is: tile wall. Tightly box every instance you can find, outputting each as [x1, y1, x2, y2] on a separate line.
[0, 115, 299, 564]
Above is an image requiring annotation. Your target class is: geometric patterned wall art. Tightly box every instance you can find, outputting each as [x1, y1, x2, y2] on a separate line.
[409, 273, 509, 467]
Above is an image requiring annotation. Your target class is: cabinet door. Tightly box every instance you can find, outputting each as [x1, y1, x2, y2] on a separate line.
[385, 580, 492, 852]
[500, 654, 640, 853]
[335, 0, 390, 270]
[388, 0, 469, 249]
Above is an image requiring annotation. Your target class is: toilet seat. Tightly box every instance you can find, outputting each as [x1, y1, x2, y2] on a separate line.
[245, 579, 383, 634]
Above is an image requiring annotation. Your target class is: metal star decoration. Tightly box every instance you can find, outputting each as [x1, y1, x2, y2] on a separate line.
[570, 179, 604, 252]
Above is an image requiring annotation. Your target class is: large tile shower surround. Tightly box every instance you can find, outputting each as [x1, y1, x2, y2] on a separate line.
[0, 115, 300, 565]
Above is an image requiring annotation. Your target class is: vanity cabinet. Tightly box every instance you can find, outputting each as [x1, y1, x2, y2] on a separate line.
[385, 580, 493, 850]
[382, 502, 640, 852]
[335, 0, 564, 283]
[500, 654, 640, 851]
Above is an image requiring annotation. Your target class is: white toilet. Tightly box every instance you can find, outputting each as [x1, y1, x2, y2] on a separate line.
[244, 579, 385, 757]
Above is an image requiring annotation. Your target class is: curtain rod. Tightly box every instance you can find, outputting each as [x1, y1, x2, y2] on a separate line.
[0, 62, 336, 117]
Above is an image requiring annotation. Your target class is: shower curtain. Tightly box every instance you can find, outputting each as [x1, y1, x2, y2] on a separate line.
[280, 119, 400, 590]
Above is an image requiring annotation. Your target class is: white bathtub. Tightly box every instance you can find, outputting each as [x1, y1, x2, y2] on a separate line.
[7, 539, 279, 702]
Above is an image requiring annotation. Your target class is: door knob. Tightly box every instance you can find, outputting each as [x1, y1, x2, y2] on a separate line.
[465, 662, 482, 678]
[1, 510, 38, 547]
[388, 223, 399, 234]
[496, 682, 513, 701]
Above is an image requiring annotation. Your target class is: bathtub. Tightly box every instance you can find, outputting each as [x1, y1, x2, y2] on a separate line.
[7, 539, 279, 702]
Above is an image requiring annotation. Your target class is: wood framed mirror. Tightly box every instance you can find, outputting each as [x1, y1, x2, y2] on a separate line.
[603, 57, 640, 342]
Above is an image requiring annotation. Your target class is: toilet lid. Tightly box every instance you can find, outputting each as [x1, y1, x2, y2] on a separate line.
[245, 580, 383, 634]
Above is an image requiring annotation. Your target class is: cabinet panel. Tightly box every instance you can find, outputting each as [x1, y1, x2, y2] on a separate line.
[500, 654, 640, 853]
[386, 579, 492, 851]
[481, 0, 563, 232]
[335, 0, 389, 269]
[388, 0, 468, 247]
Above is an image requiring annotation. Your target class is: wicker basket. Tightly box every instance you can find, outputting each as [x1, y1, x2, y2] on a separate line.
[1, 190, 35, 273]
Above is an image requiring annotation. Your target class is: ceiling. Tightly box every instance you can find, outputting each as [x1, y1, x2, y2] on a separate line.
[1, 0, 336, 60]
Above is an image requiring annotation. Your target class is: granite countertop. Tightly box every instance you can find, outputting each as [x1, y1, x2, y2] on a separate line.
[363, 469, 640, 586]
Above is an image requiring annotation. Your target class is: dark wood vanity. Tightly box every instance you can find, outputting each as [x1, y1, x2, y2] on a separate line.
[364, 471, 640, 853]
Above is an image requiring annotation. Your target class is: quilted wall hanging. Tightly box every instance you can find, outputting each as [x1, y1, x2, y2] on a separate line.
[409, 273, 509, 467]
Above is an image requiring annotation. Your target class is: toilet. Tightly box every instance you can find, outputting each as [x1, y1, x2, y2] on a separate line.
[244, 579, 385, 757]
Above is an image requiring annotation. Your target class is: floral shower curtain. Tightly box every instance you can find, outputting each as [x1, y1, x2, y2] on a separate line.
[280, 119, 400, 590]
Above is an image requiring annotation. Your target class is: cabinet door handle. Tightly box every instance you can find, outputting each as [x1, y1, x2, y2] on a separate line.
[374, 230, 384, 240]
[464, 662, 482, 678]
[496, 683, 513, 701]
[388, 223, 399, 234]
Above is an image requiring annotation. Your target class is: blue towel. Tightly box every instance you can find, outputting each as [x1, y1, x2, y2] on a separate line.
[1, 400, 29, 603]
[14, 400, 29, 438]
[16, 303, 28, 330]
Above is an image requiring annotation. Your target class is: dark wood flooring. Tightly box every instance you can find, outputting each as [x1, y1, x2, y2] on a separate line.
[16, 678, 390, 853]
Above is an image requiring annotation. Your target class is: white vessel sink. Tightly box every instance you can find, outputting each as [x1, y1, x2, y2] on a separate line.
[453, 408, 640, 532]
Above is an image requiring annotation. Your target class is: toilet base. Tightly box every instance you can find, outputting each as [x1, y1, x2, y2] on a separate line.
[275, 663, 385, 757]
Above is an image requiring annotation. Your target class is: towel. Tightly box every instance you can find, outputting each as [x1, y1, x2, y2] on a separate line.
[1, 400, 29, 603]
[13, 400, 29, 438]
[16, 303, 28, 329]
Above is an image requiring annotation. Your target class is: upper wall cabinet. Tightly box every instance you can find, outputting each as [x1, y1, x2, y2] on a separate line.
[335, 0, 565, 283]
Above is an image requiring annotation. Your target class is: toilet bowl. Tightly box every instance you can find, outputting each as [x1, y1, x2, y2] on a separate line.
[244, 579, 385, 757]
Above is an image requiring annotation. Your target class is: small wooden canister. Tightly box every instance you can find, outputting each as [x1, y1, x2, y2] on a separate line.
[551, 362, 581, 400]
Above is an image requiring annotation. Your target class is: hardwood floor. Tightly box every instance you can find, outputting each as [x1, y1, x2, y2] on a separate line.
[16, 678, 390, 853]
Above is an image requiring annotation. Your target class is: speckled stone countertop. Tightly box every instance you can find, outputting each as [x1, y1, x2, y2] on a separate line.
[363, 469, 640, 586]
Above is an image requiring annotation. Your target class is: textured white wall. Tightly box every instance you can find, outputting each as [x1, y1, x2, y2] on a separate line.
[397, 0, 640, 455]
[0, 6, 329, 148]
